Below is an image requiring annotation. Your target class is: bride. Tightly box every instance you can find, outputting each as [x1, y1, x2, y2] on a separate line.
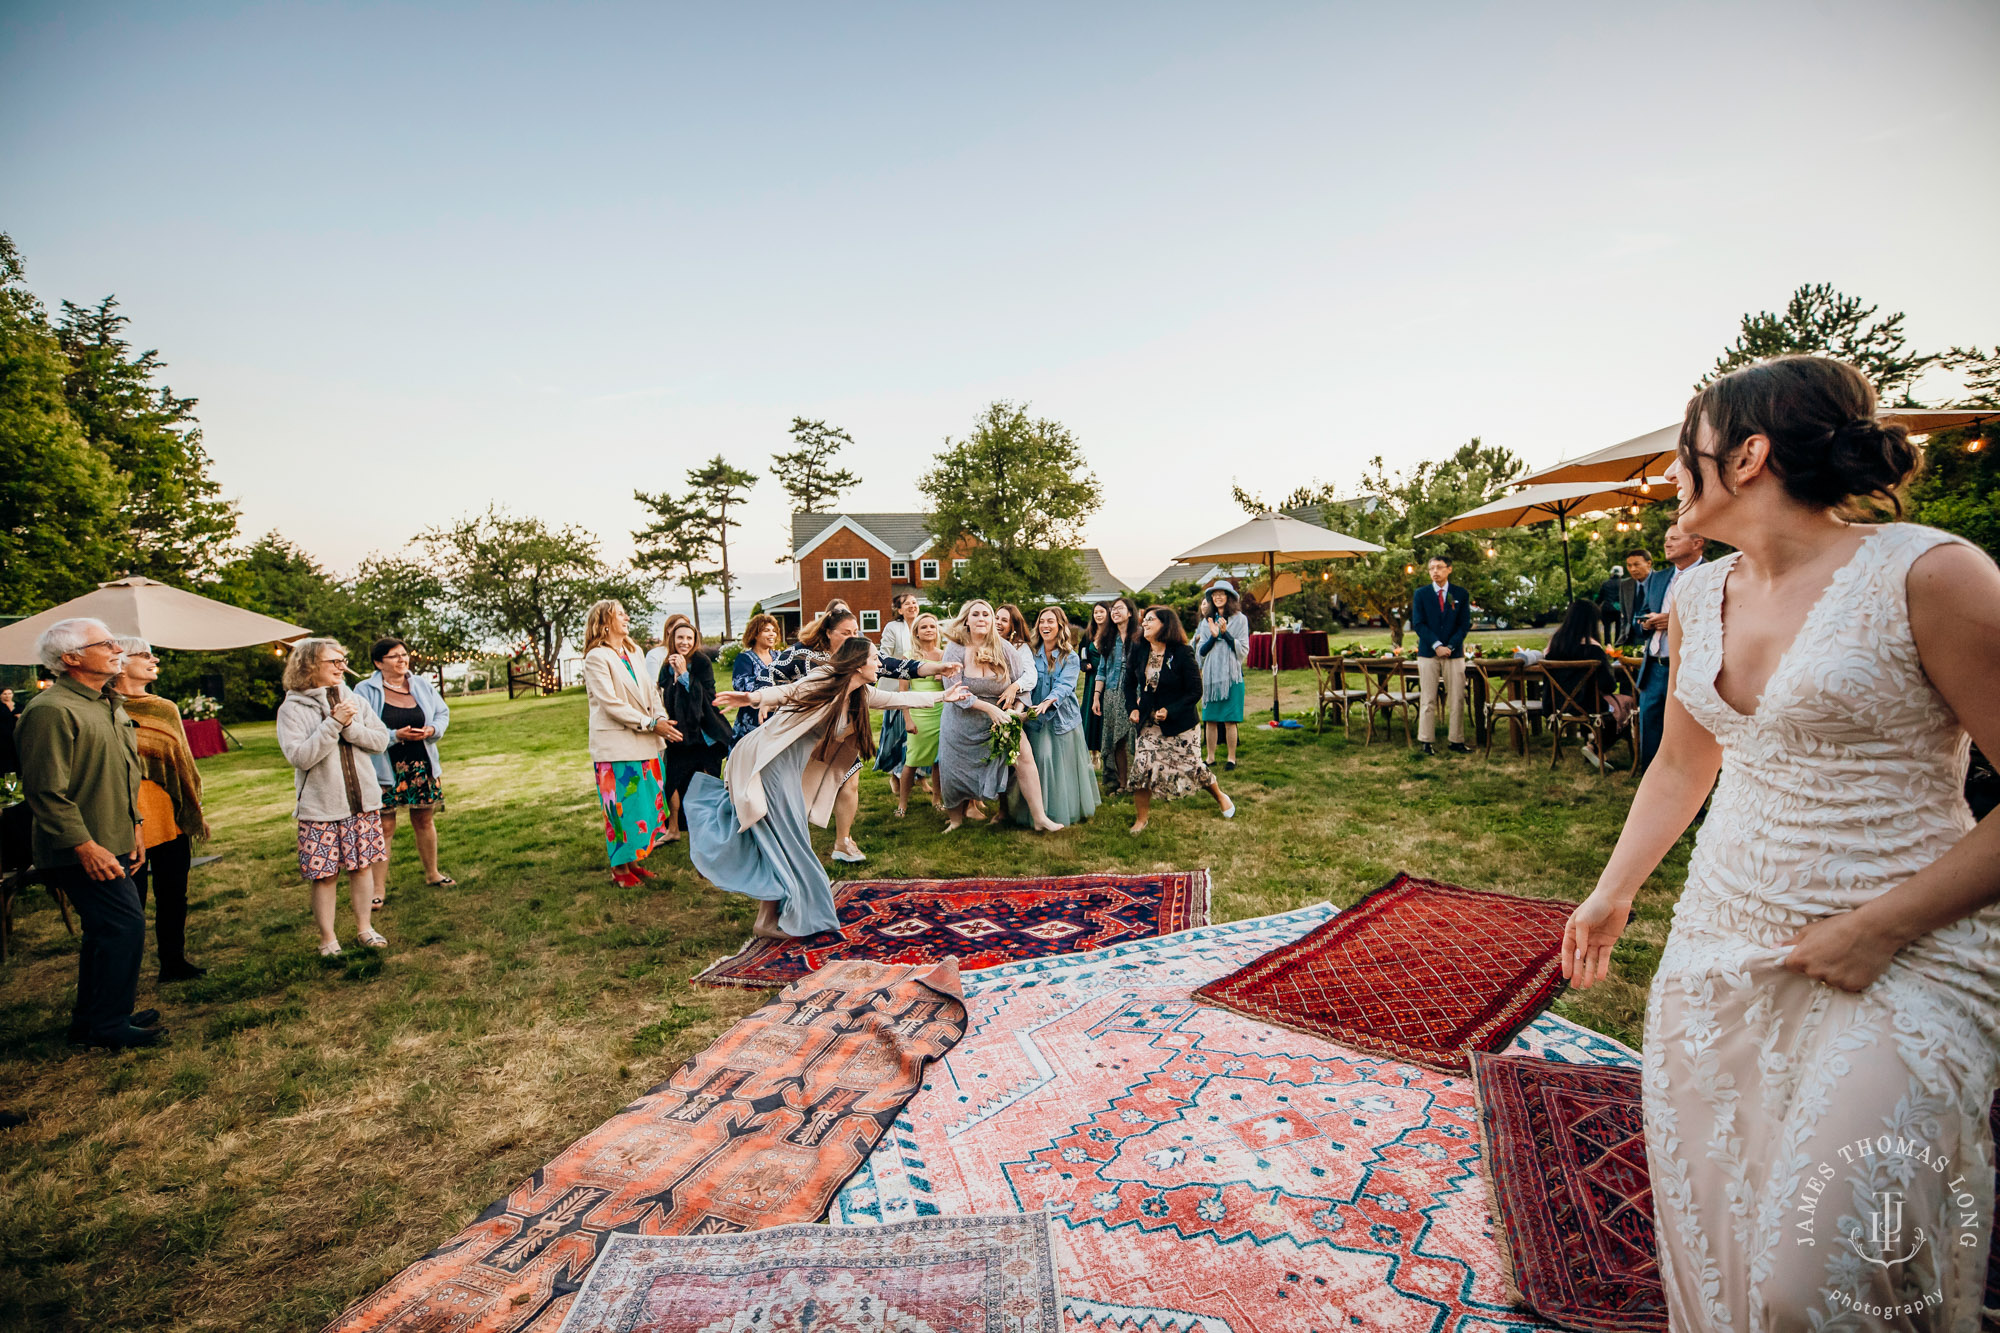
[1563, 355, 2000, 1330]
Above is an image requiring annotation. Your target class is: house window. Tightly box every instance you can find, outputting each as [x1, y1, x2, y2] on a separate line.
[822, 558, 869, 581]
[860, 610, 881, 632]
[953, 558, 969, 572]
[890, 561, 908, 580]
[920, 559, 940, 581]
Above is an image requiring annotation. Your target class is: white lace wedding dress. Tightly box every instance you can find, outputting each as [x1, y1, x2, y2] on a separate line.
[1646, 523, 2000, 1331]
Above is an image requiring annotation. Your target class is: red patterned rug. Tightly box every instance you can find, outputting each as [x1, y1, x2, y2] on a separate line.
[1470, 1053, 1667, 1332]
[557, 1213, 1064, 1332]
[696, 870, 1210, 988]
[1194, 872, 1572, 1073]
[322, 959, 966, 1333]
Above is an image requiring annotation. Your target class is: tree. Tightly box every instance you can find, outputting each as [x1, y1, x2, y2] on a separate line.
[686, 455, 757, 639]
[1943, 345, 2000, 407]
[632, 488, 722, 638]
[57, 296, 239, 582]
[1908, 427, 1999, 562]
[919, 401, 1102, 608]
[0, 233, 124, 614]
[770, 417, 861, 567]
[1705, 283, 1936, 403]
[416, 507, 652, 692]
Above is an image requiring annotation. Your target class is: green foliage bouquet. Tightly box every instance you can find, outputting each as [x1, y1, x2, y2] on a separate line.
[985, 711, 1027, 767]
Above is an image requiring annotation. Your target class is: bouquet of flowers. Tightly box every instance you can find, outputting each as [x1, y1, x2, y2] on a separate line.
[986, 711, 1028, 767]
[180, 693, 221, 720]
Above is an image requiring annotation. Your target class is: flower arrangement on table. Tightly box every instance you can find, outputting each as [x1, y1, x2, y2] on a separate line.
[180, 693, 221, 720]
[986, 711, 1028, 766]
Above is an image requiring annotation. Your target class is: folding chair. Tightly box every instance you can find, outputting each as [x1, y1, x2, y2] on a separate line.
[1308, 656, 1369, 737]
[1364, 660, 1417, 747]
[1540, 659, 1620, 774]
[1480, 661, 1545, 759]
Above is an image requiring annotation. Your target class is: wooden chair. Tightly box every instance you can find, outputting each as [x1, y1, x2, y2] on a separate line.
[1363, 660, 1417, 747]
[1479, 660, 1545, 759]
[1540, 659, 1625, 775]
[1308, 656, 1369, 736]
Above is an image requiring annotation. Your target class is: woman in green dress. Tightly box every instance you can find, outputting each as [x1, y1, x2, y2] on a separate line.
[896, 612, 948, 817]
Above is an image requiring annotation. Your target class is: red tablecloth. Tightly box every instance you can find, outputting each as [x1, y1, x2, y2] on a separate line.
[184, 717, 227, 759]
[1246, 630, 1330, 671]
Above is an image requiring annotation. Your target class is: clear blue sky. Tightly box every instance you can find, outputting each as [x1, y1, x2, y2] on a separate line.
[5, 1, 1996, 608]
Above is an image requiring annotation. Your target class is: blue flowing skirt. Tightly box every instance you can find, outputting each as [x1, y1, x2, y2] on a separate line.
[685, 731, 839, 937]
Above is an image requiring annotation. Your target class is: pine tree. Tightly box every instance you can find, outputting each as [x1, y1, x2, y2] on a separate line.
[1705, 283, 1936, 404]
[686, 456, 758, 639]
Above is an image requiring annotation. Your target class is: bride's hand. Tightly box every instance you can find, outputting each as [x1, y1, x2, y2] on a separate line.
[1561, 889, 1632, 989]
[1784, 912, 1901, 992]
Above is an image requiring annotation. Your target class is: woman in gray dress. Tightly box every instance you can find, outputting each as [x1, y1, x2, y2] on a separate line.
[1094, 595, 1142, 790]
[937, 599, 1066, 834]
[695, 637, 965, 939]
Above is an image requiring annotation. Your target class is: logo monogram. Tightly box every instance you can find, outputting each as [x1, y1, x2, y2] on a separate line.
[1848, 1190, 1927, 1268]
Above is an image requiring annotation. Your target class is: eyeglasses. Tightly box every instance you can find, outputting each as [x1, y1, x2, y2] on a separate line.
[324, 656, 349, 667]
[73, 639, 120, 654]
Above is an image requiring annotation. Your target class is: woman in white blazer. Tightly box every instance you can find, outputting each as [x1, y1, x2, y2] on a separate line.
[581, 600, 682, 887]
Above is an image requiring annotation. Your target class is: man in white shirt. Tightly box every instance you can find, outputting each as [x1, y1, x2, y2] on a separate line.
[878, 592, 919, 689]
[1635, 523, 1706, 769]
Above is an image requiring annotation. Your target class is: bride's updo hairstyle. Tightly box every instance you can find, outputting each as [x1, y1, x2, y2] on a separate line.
[1675, 355, 1921, 515]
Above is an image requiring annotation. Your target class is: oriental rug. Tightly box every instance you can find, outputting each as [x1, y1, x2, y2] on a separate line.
[1194, 873, 1573, 1074]
[554, 1212, 1065, 1333]
[832, 905, 1642, 1333]
[1469, 1053, 1666, 1332]
[696, 870, 1211, 989]
[324, 959, 967, 1333]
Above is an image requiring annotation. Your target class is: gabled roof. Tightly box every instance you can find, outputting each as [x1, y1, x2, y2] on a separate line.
[791, 511, 937, 560]
[759, 588, 800, 612]
[1076, 548, 1129, 601]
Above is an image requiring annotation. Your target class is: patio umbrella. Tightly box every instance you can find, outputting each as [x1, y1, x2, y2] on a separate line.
[0, 576, 312, 666]
[1418, 480, 1670, 601]
[1173, 512, 1384, 724]
[1520, 408, 2000, 487]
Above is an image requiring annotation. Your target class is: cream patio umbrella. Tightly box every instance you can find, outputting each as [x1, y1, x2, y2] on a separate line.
[1418, 480, 1671, 602]
[1172, 512, 1384, 724]
[0, 576, 311, 665]
[1520, 409, 2000, 487]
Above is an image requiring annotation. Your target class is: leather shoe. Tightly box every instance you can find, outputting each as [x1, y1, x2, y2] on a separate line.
[68, 1024, 166, 1050]
[131, 1009, 161, 1028]
[1420, 743, 1436, 756]
[159, 962, 208, 983]
[1448, 742, 1470, 754]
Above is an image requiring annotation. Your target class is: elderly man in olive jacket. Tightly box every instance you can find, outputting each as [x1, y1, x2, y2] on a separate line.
[16, 618, 164, 1049]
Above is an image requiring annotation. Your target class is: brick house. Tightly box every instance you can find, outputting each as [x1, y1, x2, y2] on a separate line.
[762, 512, 1128, 643]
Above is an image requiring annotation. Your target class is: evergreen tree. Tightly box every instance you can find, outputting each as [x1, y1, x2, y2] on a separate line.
[770, 416, 860, 545]
[919, 401, 1101, 608]
[57, 296, 239, 581]
[632, 488, 722, 638]
[1705, 283, 1936, 403]
[0, 234, 124, 613]
[686, 455, 757, 639]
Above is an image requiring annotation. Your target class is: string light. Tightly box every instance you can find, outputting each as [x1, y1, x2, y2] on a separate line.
[1404, 564, 1414, 575]
[1971, 438, 1988, 454]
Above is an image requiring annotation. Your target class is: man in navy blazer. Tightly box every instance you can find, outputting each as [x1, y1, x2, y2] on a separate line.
[1411, 554, 1473, 754]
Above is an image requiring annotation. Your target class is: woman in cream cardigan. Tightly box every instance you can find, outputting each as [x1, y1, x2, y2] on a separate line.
[581, 600, 682, 888]
[694, 636, 966, 939]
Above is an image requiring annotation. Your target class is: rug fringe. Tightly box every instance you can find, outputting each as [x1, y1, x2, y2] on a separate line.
[1467, 1054, 1531, 1311]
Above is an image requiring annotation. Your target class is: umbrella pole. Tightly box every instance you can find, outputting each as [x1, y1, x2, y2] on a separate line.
[1269, 552, 1281, 725]
[1559, 511, 1574, 602]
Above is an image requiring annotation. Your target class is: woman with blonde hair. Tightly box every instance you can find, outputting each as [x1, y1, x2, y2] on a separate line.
[1013, 608, 1098, 827]
[110, 637, 208, 980]
[895, 611, 948, 817]
[276, 637, 393, 955]
[581, 599, 681, 888]
[698, 638, 967, 939]
[938, 599, 1064, 833]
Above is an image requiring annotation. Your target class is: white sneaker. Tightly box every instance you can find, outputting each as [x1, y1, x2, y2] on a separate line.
[1580, 744, 1600, 767]
[831, 845, 868, 864]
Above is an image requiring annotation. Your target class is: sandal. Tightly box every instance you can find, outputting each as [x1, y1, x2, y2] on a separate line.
[318, 940, 343, 957]
[356, 928, 389, 949]
[425, 874, 457, 887]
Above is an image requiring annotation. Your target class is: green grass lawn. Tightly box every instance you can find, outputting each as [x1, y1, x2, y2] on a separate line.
[0, 656, 1689, 1332]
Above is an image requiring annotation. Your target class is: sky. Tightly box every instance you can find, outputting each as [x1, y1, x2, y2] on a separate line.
[4, 1, 1997, 615]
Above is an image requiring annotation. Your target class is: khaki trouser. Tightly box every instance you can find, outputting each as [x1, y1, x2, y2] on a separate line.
[1417, 655, 1466, 744]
